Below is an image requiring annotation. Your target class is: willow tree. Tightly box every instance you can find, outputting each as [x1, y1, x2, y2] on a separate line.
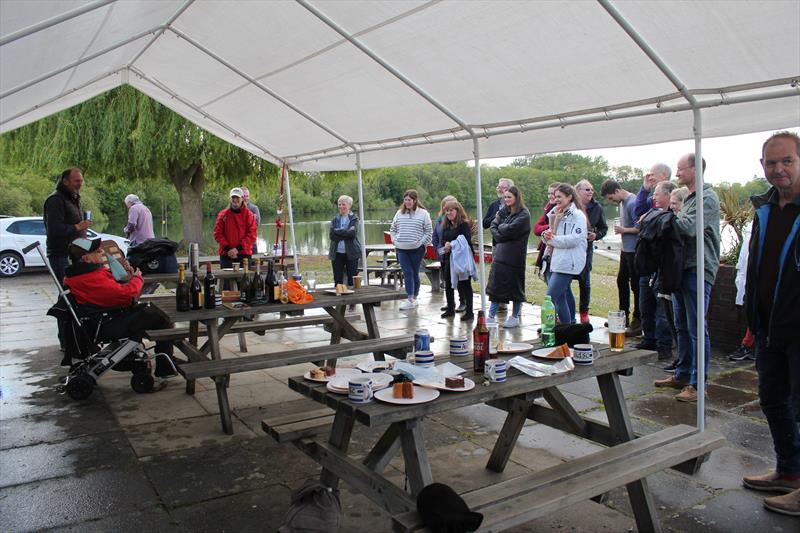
[0, 86, 277, 246]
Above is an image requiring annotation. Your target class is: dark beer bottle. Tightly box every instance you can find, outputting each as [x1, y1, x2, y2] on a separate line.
[239, 258, 250, 303]
[176, 264, 191, 312]
[265, 260, 276, 303]
[203, 262, 216, 309]
[190, 266, 203, 310]
[473, 310, 489, 372]
[253, 259, 264, 300]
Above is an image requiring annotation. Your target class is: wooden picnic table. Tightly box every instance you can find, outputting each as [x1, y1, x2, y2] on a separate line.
[147, 286, 411, 434]
[143, 255, 295, 285]
[279, 344, 724, 532]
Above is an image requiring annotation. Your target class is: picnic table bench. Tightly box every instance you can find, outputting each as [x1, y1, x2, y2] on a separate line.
[268, 343, 724, 532]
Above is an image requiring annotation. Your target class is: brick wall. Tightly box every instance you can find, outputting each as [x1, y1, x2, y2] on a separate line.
[708, 264, 747, 351]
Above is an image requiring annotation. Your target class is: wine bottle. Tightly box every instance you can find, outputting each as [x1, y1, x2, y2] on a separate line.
[254, 259, 264, 300]
[473, 310, 489, 372]
[176, 264, 191, 312]
[239, 258, 250, 303]
[190, 266, 203, 310]
[203, 262, 216, 309]
[272, 265, 281, 302]
[265, 260, 276, 303]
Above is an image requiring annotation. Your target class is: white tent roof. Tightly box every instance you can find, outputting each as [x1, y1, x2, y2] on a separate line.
[1, 0, 798, 171]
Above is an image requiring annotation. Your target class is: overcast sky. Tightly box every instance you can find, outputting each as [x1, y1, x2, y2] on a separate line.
[483, 127, 800, 185]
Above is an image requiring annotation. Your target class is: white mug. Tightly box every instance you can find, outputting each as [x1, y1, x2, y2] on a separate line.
[484, 359, 507, 382]
[348, 376, 373, 403]
[573, 344, 595, 365]
[449, 337, 469, 356]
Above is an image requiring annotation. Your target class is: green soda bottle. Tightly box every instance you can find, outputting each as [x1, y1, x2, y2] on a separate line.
[541, 296, 556, 347]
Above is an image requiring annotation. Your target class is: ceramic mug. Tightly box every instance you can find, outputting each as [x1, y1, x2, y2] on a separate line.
[348, 376, 373, 403]
[484, 359, 507, 382]
[573, 343, 595, 365]
[414, 350, 435, 368]
[449, 336, 469, 356]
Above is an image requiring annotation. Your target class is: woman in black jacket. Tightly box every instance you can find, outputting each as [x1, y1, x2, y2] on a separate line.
[328, 195, 361, 287]
[575, 180, 608, 323]
[487, 186, 532, 328]
[439, 200, 474, 321]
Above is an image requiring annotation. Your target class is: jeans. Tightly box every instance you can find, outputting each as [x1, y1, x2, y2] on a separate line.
[672, 270, 711, 388]
[755, 336, 800, 474]
[618, 251, 640, 322]
[489, 300, 522, 319]
[546, 272, 576, 325]
[639, 277, 672, 349]
[396, 245, 425, 299]
[577, 251, 593, 313]
[331, 252, 358, 286]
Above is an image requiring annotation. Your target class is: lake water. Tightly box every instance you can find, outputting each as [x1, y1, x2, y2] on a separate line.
[128, 205, 631, 256]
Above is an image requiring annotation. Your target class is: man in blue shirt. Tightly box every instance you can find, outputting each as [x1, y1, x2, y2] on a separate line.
[601, 180, 641, 335]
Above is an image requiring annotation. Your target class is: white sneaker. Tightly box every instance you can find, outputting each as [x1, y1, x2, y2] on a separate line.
[398, 299, 417, 310]
[502, 316, 520, 328]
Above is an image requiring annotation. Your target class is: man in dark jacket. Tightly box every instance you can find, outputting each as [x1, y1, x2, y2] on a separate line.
[740, 131, 800, 516]
[482, 178, 514, 230]
[43, 168, 93, 284]
[575, 180, 608, 323]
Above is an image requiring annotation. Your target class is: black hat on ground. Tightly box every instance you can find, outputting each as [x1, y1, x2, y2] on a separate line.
[417, 483, 483, 533]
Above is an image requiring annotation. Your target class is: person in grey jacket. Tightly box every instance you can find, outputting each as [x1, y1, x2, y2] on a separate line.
[654, 153, 720, 403]
[487, 186, 531, 328]
[328, 195, 361, 287]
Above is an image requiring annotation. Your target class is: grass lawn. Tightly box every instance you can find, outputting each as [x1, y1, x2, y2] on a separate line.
[294, 252, 623, 319]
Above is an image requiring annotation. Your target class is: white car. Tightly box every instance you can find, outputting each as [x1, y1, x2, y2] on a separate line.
[0, 216, 130, 277]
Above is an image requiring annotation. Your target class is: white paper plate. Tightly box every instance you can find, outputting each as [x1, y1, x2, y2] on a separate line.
[498, 342, 534, 354]
[327, 372, 392, 391]
[303, 367, 362, 383]
[374, 385, 440, 405]
[414, 377, 475, 392]
[531, 346, 574, 359]
[356, 360, 395, 373]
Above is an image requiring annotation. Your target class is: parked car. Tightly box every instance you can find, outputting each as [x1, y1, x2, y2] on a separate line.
[0, 216, 130, 277]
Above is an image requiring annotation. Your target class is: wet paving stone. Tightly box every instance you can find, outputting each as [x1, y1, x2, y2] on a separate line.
[169, 485, 291, 533]
[705, 383, 759, 412]
[46, 507, 188, 532]
[711, 368, 758, 393]
[0, 468, 160, 532]
[604, 469, 716, 516]
[0, 401, 119, 450]
[0, 430, 138, 488]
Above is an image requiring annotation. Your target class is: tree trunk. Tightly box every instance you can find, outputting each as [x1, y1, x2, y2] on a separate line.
[170, 161, 206, 248]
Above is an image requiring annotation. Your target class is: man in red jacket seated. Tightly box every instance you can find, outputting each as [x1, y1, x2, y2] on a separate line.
[63, 237, 176, 378]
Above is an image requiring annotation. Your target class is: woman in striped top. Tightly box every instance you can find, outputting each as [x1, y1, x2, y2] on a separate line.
[390, 189, 433, 310]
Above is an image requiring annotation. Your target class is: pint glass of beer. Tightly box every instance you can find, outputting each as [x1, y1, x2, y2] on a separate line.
[607, 311, 626, 352]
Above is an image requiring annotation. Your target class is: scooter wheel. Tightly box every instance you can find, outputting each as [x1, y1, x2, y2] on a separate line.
[65, 374, 95, 401]
[130, 373, 154, 394]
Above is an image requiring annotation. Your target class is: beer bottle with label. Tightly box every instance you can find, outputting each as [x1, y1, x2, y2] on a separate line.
[253, 259, 264, 300]
[239, 258, 250, 303]
[203, 262, 216, 309]
[176, 264, 191, 312]
[190, 266, 203, 310]
[265, 260, 276, 303]
[473, 310, 489, 372]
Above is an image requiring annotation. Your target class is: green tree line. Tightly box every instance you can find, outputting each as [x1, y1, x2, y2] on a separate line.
[0, 85, 768, 246]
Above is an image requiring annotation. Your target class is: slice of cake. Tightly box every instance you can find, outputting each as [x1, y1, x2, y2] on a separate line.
[310, 368, 326, 379]
[402, 381, 414, 399]
[548, 343, 570, 358]
[445, 376, 465, 388]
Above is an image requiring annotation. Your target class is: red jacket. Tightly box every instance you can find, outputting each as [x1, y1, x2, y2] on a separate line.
[213, 207, 256, 256]
[64, 263, 143, 308]
[533, 202, 554, 236]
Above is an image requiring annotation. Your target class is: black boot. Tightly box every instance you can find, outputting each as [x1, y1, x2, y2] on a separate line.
[441, 309, 455, 318]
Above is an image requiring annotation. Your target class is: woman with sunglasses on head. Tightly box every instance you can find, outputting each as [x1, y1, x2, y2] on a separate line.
[541, 183, 588, 325]
[487, 185, 531, 328]
[390, 189, 433, 310]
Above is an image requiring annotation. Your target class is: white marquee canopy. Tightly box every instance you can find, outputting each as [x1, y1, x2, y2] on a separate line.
[1, 0, 798, 172]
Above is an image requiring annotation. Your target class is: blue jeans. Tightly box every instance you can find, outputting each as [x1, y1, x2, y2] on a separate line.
[577, 251, 592, 313]
[396, 245, 425, 299]
[755, 336, 800, 474]
[489, 300, 522, 319]
[639, 277, 672, 349]
[672, 270, 711, 388]
[546, 272, 576, 325]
